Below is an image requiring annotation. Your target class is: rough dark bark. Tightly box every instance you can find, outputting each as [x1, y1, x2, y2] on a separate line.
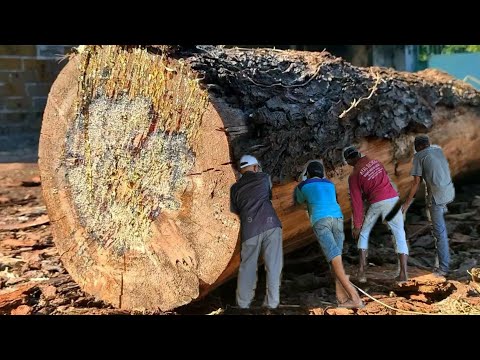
[39, 45, 480, 311]
[182, 46, 479, 181]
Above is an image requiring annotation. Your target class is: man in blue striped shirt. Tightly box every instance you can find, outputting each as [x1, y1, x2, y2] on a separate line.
[295, 161, 363, 309]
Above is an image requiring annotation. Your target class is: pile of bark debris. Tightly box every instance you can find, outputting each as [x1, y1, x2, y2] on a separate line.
[1, 163, 479, 315]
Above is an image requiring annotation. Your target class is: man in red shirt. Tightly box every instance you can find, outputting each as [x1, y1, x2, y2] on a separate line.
[344, 146, 409, 283]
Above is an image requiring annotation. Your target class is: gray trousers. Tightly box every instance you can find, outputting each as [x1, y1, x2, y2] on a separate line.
[427, 199, 450, 273]
[236, 227, 283, 309]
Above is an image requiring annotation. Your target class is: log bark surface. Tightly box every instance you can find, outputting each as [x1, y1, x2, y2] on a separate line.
[39, 45, 480, 311]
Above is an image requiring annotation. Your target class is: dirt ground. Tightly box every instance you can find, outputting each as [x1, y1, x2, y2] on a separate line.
[1, 163, 479, 315]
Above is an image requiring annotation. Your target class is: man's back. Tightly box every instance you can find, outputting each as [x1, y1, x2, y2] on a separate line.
[411, 146, 455, 205]
[349, 156, 398, 204]
[295, 178, 343, 225]
[230, 171, 281, 241]
[414, 146, 452, 187]
[348, 156, 398, 229]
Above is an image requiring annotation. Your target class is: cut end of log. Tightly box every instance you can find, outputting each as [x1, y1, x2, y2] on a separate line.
[40, 46, 240, 311]
[69, 46, 208, 253]
[66, 95, 197, 255]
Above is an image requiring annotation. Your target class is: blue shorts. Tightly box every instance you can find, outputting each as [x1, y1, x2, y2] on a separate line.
[312, 217, 344, 262]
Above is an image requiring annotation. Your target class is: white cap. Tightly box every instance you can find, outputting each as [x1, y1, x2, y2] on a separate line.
[239, 155, 259, 169]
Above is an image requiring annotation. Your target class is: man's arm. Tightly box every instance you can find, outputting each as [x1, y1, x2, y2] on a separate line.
[402, 176, 421, 213]
[267, 175, 273, 200]
[402, 155, 422, 213]
[230, 185, 239, 215]
[349, 174, 364, 235]
[298, 161, 311, 182]
[294, 186, 306, 205]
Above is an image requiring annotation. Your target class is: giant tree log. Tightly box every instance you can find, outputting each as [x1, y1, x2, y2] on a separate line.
[39, 45, 480, 311]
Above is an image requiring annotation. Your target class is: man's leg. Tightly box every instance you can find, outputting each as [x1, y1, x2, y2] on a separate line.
[430, 201, 450, 275]
[358, 204, 382, 282]
[236, 235, 262, 309]
[261, 227, 283, 309]
[383, 199, 409, 282]
[313, 218, 362, 307]
[332, 217, 345, 253]
[331, 256, 363, 308]
[425, 205, 439, 269]
[331, 218, 350, 303]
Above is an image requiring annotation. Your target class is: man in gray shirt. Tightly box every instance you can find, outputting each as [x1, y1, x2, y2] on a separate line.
[402, 135, 455, 277]
[230, 155, 283, 309]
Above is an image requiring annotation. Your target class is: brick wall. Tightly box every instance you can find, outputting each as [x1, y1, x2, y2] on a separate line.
[0, 45, 74, 162]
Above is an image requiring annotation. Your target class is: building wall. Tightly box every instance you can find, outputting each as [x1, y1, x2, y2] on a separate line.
[0, 45, 73, 162]
[429, 53, 480, 89]
[349, 45, 371, 67]
[372, 45, 404, 69]
[372, 45, 417, 72]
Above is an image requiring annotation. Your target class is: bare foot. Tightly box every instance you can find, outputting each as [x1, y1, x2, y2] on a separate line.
[395, 274, 408, 285]
[335, 277, 350, 304]
[358, 273, 367, 283]
[337, 299, 365, 309]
